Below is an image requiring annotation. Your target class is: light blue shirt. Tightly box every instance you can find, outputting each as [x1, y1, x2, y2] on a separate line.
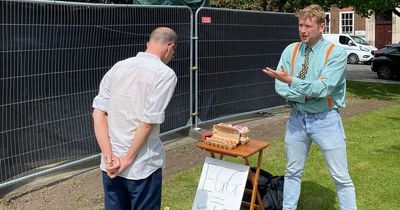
[275, 38, 347, 113]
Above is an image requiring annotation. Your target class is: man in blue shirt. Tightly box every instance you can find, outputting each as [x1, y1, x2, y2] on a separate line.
[263, 5, 357, 210]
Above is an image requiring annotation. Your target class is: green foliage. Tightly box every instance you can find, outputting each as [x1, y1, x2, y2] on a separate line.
[210, 0, 400, 17]
[210, 0, 291, 11]
[210, 0, 267, 10]
[344, 0, 400, 17]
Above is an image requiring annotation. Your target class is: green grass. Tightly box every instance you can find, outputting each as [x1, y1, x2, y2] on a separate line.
[347, 80, 400, 102]
[162, 81, 400, 210]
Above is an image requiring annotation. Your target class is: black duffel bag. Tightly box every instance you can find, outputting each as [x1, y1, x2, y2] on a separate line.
[243, 167, 284, 210]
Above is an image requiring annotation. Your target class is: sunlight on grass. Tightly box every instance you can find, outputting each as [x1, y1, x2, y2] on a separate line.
[162, 105, 400, 210]
[347, 81, 400, 102]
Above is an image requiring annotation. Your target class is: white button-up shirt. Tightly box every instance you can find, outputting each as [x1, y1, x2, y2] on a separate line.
[92, 52, 177, 180]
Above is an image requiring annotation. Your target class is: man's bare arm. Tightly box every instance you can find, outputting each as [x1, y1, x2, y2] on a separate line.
[108, 122, 155, 178]
[92, 108, 119, 175]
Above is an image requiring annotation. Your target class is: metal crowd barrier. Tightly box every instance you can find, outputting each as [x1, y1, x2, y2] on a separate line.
[194, 7, 298, 127]
[0, 1, 299, 189]
[0, 0, 192, 187]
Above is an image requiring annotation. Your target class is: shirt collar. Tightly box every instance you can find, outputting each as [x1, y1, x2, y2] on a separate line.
[136, 52, 161, 60]
[304, 37, 326, 53]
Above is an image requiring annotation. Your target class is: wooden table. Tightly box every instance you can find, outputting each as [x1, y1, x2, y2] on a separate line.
[197, 139, 269, 210]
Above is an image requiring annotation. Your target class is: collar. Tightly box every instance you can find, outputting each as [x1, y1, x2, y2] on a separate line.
[136, 52, 161, 60]
[303, 37, 326, 53]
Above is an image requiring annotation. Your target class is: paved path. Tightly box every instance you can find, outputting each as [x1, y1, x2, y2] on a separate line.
[346, 64, 400, 84]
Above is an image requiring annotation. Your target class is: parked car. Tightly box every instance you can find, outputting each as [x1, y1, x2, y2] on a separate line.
[371, 44, 400, 80]
[323, 34, 378, 64]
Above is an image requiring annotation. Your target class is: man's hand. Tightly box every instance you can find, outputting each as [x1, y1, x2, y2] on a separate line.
[105, 155, 121, 178]
[262, 67, 293, 84]
[107, 156, 134, 179]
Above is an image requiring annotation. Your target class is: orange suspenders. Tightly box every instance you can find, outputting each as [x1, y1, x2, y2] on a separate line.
[291, 42, 301, 75]
[290, 42, 335, 109]
[325, 44, 335, 65]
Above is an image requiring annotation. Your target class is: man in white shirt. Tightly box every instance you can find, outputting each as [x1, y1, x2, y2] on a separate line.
[92, 27, 177, 210]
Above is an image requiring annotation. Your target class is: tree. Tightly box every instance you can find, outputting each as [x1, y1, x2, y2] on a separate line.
[283, 0, 400, 17]
[345, 0, 400, 17]
[210, 0, 261, 10]
[210, 0, 400, 17]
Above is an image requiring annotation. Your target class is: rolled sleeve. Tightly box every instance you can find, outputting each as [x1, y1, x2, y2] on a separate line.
[92, 96, 108, 112]
[141, 72, 177, 124]
[92, 69, 113, 112]
[142, 110, 165, 124]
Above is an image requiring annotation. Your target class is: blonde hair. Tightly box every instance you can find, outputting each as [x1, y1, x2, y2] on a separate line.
[297, 4, 325, 24]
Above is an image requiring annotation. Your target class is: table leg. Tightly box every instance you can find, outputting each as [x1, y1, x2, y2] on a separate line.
[250, 150, 264, 210]
[246, 170, 264, 210]
[244, 157, 264, 209]
[209, 152, 215, 158]
[243, 157, 250, 166]
[218, 154, 224, 160]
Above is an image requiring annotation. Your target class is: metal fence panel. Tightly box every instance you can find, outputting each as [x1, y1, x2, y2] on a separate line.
[0, 0, 192, 185]
[195, 8, 298, 124]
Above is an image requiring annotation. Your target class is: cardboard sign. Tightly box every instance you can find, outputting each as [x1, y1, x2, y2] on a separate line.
[192, 157, 249, 210]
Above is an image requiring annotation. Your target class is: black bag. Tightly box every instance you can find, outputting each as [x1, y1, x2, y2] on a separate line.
[263, 175, 284, 210]
[243, 168, 284, 210]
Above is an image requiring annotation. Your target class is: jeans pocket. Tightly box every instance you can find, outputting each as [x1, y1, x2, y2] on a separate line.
[335, 112, 347, 140]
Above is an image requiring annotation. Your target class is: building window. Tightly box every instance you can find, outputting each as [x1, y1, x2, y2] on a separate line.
[376, 11, 392, 23]
[340, 11, 354, 34]
[324, 12, 331, 34]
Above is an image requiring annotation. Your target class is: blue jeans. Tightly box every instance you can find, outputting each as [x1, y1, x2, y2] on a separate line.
[283, 109, 357, 210]
[102, 168, 162, 210]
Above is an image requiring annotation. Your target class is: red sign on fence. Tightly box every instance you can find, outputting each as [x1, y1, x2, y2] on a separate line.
[201, 17, 212, 24]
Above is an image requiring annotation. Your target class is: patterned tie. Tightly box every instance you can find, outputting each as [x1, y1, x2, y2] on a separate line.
[298, 46, 312, 80]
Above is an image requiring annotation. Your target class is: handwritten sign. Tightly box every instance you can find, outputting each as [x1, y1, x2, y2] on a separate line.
[192, 157, 249, 210]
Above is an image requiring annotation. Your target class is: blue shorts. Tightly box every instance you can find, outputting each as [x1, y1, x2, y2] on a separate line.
[102, 168, 162, 210]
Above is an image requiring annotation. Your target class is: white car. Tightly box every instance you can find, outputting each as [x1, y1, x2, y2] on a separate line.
[323, 34, 378, 64]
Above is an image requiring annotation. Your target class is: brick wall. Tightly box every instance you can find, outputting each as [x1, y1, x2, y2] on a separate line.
[326, 7, 365, 34]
